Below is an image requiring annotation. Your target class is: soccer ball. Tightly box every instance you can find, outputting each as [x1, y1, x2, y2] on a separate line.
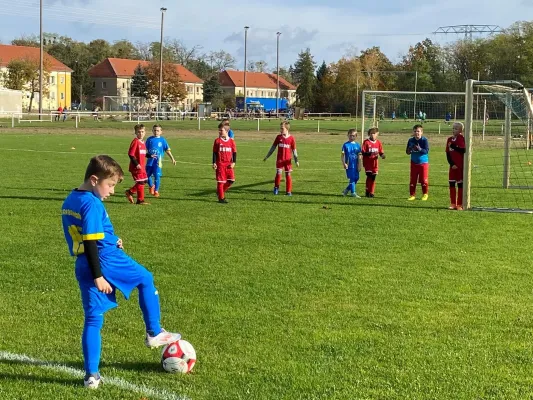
[161, 340, 196, 374]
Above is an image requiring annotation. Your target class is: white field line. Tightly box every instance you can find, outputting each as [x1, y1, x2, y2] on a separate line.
[0, 351, 188, 400]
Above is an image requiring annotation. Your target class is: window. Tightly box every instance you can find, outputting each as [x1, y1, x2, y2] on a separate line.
[51, 92, 55, 100]
[50, 76, 55, 84]
[60, 92, 64, 100]
[122, 82, 125, 89]
[60, 76, 64, 84]
[196, 86, 199, 93]
[102, 82, 107, 89]
[188, 86, 192, 93]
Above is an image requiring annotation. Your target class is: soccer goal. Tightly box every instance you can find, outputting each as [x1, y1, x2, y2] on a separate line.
[464, 80, 533, 213]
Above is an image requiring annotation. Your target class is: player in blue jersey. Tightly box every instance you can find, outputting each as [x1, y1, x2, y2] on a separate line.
[61, 155, 181, 389]
[406, 124, 430, 200]
[145, 124, 176, 198]
[222, 119, 235, 139]
[341, 129, 362, 197]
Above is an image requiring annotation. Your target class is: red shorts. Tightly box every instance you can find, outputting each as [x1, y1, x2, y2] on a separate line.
[131, 169, 148, 182]
[448, 167, 463, 183]
[276, 160, 292, 172]
[410, 162, 429, 184]
[363, 157, 379, 174]
[215, 163, 235, 183]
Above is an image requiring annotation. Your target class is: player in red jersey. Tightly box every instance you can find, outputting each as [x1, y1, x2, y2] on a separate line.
[213, 122, 237, 204]
[446, 122, 466, 210]
[263, 121, 299, 196]
[125, 124, 149, 205]
[361, 127, 386, 197]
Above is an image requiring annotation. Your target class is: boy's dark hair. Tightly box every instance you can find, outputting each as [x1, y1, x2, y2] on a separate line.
[367, 127, 379, 136]
[152, 124, 162, 129]
[347, 128, 357, 135]
[222, 119, 230, 125]
[281, 120, 290, 130]
[413, 124, 424, 130]
[84, 155, 124, 183]
[218, 122, 228, 130]
[134, 123, 145, 132]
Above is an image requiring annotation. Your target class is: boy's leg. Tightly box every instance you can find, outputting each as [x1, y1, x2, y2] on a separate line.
[217, 183, 225, 200]
[409, 163, 418, 196]
[274, 169, 282, 189]
[154, 174, 161, 193]
[223, 166, 234, 192]
[286, 172, 292, 193]
[137, 271, 162, 336]
[135, 182, 146, 202]
[449, 181, 457, 208]
[82, 314, 104, 375]
[369, 174, 377, 195]
[420, 164, 429, 195]
[457, 182, 463, 208]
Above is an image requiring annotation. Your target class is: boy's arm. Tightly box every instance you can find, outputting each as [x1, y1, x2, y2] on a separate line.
[84, 240, 113, 294]
[418, 138, 429, 154]
[341, 151, 348, 168]
[446, 152, 455, 167]
[449, 142, 465, 154]
[357, 154, 362, 172]
[165, 149, 177, 165]
[379, 142, 386, 159]
[406, 140, 412, 155]
[292, 149, 299, 166]
[263, 145, 276, 161]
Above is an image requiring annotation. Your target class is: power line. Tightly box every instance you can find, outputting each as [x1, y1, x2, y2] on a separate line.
[433, 25, 503, 40]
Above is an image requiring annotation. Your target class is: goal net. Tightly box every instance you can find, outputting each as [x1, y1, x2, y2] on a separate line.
[464, 80, 533, 213]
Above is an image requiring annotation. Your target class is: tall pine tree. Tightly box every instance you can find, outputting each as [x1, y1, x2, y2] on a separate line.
[293, 49, 316, 110]
[131, 64, 148, 98]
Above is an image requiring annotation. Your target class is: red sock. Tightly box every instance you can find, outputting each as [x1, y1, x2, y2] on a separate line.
[136, 183, 145, 201]
[223, 182, 232, 192]
[457, 187, 463, 206]
[450, 186, 457, 206]
[370, 180, 376, 194]
[217, 183, 225, 200]
[286, 174, 292, 193]
[129, 184, 138, 193]
[422, 183, 428, 195]
[274, 173, 281, 188]
[366, 177, 371, 193]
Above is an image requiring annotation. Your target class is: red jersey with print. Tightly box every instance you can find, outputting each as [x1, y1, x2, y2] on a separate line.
[362, 139, 383, 173]
[273, 134, 296, 163]
[213, 137, 236, 164]
[128, 138, 147, 173]
[446, 135, 465, 169]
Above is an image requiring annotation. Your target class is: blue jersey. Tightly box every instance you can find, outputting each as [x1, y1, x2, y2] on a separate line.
[145, 136, 170, 168]
[406, 137, 429, 164]
[61, 190, 119, 256]
[342, 141, 362, 169]
[228, 129, 235, 139]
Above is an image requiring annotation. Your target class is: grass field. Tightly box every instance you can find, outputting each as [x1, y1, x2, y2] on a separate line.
[1, 128, 533, 400]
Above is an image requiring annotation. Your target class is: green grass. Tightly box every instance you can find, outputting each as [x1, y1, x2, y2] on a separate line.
[1, 129, 533, 399]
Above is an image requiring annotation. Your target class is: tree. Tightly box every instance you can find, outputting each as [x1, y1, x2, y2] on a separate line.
[248, 60, 269, 72]
[314, 61, 334, 112]
[203, 75, 222, 102]
[208, 50, 236, 72]
[87, 39, 114, 66]
[112, 40, 140, 59]
[3, 58, 50, 111]
[131, 64, 148, 98]
[11, 34, 39, 47]
[293, 49, 317, 110]
[144, 62, 187, 103]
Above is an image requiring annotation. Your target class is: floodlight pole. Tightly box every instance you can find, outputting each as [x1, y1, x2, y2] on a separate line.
[276, 32, 281, 117]
[243, 26, 249, 114]
[39, 0, 43, 118]
[158, 7, 167, 119]
[413, 70, 418, 120]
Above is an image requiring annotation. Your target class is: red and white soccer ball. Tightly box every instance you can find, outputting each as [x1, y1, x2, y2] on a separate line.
[161, 340, 196, 374]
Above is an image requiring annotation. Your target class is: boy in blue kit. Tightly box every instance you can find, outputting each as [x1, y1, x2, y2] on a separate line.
[222, 119, 235, 139]
[341, 129, 362, 197]
[61, 155, 180, 389]
[406, 124, 430, 200]
[145, 124, 176, 198]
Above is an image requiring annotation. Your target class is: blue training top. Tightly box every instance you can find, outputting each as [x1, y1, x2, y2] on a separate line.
[145, 136, 170, 168]
[406, 136, 429, 164]
[61, 190, 119, 256]
[228, 129, 235, 139]
[342, 141, 362, 169]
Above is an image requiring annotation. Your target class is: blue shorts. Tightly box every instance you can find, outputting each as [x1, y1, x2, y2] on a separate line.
[146, 164, 162, 178]
[75, 248, 153, 317]
[345, 168, 359, 182]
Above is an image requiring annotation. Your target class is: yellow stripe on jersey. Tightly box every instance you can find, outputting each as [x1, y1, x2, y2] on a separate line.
[83, 233, 105, 240]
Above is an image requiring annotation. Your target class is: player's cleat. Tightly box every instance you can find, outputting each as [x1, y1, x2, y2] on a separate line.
[125, 190, 134, 204]
[136, 200, 150, 205]
[456, 205, 464, 211]
[448, 204, 456, 210]
[273, 187, 279, 195]
[149, 185, 155, 195]
[407, 196, 416, 201]
[365, 191, 370, 198]
[368, 193, 375, 198]
[218, 198, 228, 204]
[286, 192, 292, 196]
[352, 193, 361, 198]
[154, 191, 160, 198]
[342, 188, 348, 196]
[84, 374, 101, 389]
[421, 194, 429, 201]
[145, 329, 181, 349]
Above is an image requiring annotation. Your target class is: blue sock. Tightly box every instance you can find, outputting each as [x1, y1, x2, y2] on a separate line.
[154, 175, 161, 192]
[82, 314, 104, 374]
[147, 175, 154, 188]
[138, 272, 162, 336]
[350, 181, 357, 194]
[345, 184, 351, 193]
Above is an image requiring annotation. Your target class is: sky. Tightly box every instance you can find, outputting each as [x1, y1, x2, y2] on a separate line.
[0, 0, 533, 70]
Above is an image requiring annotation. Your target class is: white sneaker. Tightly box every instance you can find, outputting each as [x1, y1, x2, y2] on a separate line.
[351, 193, 361, 198]
[84, 374, 101, 389]
[342, 189, 348, 196]
[145, 329, 181, 349]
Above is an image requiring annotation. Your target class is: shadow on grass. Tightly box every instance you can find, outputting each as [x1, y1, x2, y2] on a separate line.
[0, 195, 65, 202]
[101, 361, 161, 373]
[0, 372, 80, 387]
